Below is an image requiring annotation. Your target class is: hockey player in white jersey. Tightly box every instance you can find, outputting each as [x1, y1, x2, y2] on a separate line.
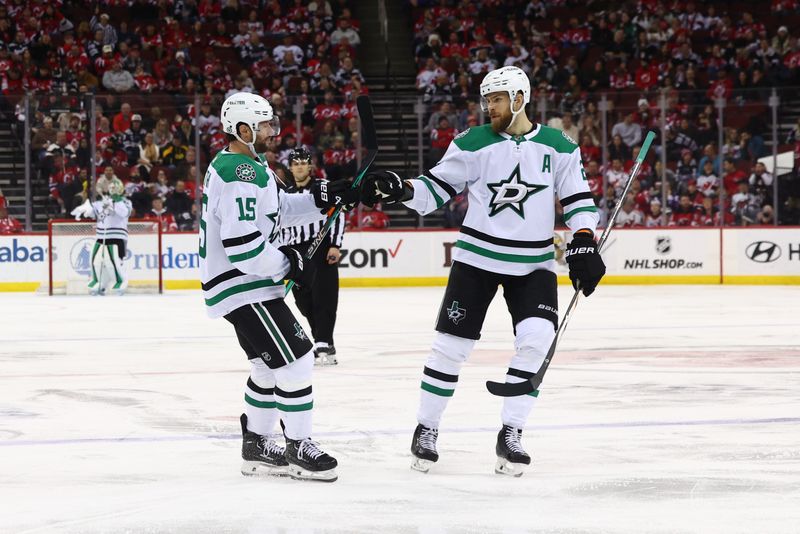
[360, 67, 607, 476]
[72, 177, 132, 295]
[199, 92, 358, 482]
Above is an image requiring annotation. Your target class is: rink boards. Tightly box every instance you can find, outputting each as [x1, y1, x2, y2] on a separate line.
[1, 227, 798, 291]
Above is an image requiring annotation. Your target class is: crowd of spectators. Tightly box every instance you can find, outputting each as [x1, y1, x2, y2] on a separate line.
[412, 0, 800, 227]
[1, 0, 367, 228]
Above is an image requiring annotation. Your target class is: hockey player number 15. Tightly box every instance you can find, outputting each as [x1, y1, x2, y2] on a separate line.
[236, 197, 256, 221]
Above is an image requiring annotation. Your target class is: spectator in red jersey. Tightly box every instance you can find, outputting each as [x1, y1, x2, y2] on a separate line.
[584, 160, 604, 200]
[635, 57, 659, 90]
[112, 103, 132, 133]
[722, 158, 747, 197]
[0, 198, 23, 235]
[350, 204, 390, 230]
[695, 196, 719, 226]
[143, 196, 178, 232]
[615, 195, 644, 227]
[429, 116, 457, 167]
[580, 134, 600, 164]
[685, 179, 704, 210]
[707, 68, 733, 101]
[669, 194, 698, 226]
[313, 91, 343, 122]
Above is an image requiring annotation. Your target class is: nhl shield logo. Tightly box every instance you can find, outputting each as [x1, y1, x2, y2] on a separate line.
[236, 163, 256, 181]
[655, 236, 671, 254]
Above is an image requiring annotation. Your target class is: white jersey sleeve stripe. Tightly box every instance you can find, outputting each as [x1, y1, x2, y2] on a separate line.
[222, 230, 262, 248]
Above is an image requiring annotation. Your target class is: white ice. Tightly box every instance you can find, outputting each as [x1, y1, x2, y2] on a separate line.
[1, 285, 799, 534]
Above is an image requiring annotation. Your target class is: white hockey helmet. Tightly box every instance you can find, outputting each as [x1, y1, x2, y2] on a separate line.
[479, 66, 531, 125]
[220, 92, 280, 155]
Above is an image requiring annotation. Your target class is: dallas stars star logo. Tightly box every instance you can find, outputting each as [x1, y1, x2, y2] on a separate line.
[487, 163, 548, 218]
[266, 211, 280, 242]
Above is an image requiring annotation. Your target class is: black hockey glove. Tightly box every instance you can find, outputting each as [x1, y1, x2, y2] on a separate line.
[564, 230, 606, 297]
[311, 179, 359, 213]
[360, 170, 413, 207]
[279, 246, 309, 287]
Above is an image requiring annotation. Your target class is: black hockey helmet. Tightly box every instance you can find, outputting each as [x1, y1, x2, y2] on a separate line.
[288, 147, 312, 165]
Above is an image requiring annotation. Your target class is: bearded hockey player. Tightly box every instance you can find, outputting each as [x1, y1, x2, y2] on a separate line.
[360, 67, 606, 476]
[199, 92, 357, 482]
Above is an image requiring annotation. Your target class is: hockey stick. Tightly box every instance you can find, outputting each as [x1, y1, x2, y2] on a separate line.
[285, 95, 378, 294]
[486, 131, 656, 397]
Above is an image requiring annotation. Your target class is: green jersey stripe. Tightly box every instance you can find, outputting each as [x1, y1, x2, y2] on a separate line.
[454, 240, 555, 264]
[277, 401, 313, 412]
[415, 176, 446, 208]
[228, 241, 265, 263]
[253, 302, 295, 363]
[204, 279, 282, 306]
[563, 205, 599, 222]
[421, 381, 455, 397]
[245, 393, 277, 409]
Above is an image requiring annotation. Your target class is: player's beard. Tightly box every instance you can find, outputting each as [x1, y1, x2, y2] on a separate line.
[252, 138, 269, 153]
[490, 108, 513, 133]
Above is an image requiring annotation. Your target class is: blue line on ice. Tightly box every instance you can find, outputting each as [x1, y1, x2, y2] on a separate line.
[2, 416, 798, 447]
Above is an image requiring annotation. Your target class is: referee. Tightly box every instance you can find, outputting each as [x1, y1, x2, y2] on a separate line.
[279, 148, 344, 365]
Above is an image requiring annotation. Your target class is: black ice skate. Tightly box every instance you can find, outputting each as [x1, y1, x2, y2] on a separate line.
[410, 424, 439, 473]
[314, 343, 337, 366]
[240, 414, 289, 477]
[284, 437, 338, 482]
[495, 425, 531, 477]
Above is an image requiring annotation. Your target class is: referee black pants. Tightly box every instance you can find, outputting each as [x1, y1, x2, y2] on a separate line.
[290, 240, 340, 346]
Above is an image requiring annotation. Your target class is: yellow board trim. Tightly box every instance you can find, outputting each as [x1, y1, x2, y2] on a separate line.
[165, 280, 202, 290]
[723, 275, 800, 285]
[4, 275, 800, 292]
[597, 275, 721, 285]
[340, 277, 448, 287]
[0, 282, 41, 292]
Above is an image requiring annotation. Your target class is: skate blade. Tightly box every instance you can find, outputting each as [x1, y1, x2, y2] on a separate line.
[494, 457, 528, 477]
[411, 457, 435, 473]
[315, 355, 338, 366]
[287, 464, 338, 482]
[241, 460, 290, 477]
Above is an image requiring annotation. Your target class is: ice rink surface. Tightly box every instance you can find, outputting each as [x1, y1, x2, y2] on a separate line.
[1, 285, 799, 534]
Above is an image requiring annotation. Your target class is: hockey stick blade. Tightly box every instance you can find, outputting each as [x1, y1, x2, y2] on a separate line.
[285, 96, 377, 294]
[485, 131, 657, 397]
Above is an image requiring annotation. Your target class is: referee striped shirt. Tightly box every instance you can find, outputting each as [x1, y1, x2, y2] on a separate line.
[279, 183, 345, 247]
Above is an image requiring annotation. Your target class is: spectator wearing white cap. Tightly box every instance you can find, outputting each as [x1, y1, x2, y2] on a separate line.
[772, 26, 792, 55]
[90, 12, 118, 47]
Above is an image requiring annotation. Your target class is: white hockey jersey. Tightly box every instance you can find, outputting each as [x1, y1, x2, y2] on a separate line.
[404, 124, 598, 276]
[91, 197, 132, 241]
[199, 149, 322, 318]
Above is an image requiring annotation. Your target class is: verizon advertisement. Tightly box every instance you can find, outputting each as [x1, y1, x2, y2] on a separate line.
[723, 228, 800, 281]
[1, 228, 799, 290]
